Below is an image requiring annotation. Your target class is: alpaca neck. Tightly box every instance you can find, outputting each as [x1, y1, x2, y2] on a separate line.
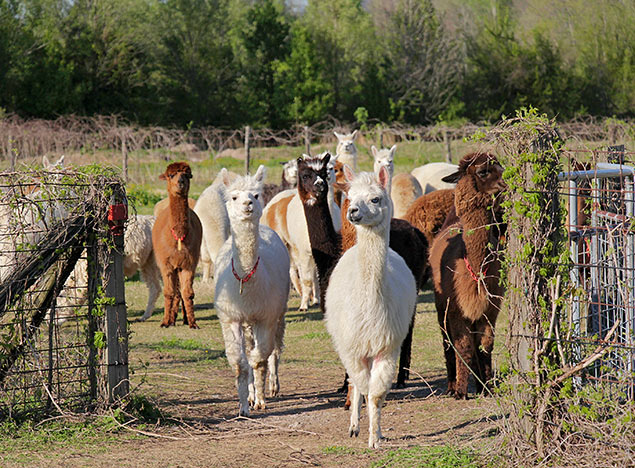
[169, 193, 190, 239]
[459, 207, 496, 274]
[303, 196, 340, 269]
[354, 221, 389, 290]
[230, 219, 260, 272]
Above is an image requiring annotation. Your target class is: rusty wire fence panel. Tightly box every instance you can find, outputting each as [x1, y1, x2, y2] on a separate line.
[0, 169, 127, 419]
[561, 148, 635, 398]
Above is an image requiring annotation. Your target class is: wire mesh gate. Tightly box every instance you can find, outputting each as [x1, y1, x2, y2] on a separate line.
[561, 148, 635, 398]
[0, 167, 129, 419]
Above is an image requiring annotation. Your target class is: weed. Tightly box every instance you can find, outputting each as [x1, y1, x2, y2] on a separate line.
[371, 445, 479, 468]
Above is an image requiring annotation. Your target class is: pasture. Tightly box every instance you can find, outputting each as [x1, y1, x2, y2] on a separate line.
[1, 126, 631, 467]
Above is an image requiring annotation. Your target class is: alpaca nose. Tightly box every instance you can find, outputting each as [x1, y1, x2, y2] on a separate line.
[348, 206, 362, 223]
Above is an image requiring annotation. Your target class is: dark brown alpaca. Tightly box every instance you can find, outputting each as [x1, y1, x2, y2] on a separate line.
[428, 152, 506, 399]
[152, 162, 203, 329]
[403, 188, 455, 245]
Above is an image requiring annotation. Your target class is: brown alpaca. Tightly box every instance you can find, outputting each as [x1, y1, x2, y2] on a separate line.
[403, 188, 455, 246]
[153, 197, 196, 218]
[152, 162, 203, 329]
[428, 152, 506, 399]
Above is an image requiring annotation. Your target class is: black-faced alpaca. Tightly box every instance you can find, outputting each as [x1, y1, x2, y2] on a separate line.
[428, 152, 506, 399]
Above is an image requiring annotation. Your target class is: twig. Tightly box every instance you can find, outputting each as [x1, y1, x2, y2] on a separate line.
[235, 415, 323, 437]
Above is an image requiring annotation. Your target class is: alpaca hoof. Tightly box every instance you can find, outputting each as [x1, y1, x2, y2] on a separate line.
[238, 405, 250, 417]
[344, 400, 351, 410]
[188, 323, 200, 329]
[160, 322, 170, 328]
[393, 380, 407, 389]
[348, 425, 359, 437]
[454, 391, 468, 400]
[298, 306, 308, 312]
[268, 383, 280, 398]
[369, 435, 383, 449]
[253, 399, 266, 411]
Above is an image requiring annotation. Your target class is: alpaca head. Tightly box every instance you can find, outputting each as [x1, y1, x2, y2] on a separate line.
[371, 145, 396, 176]
[160, 162, 193, 197]
[226, 165, 266, 222]
[334, 130, 359, 156]
[340, 165, 392, 228]
[43, 155, 65, 171]
[297, 153, 332, 206]
[280, 159, 298, 187]
[442, 152, 506, 212]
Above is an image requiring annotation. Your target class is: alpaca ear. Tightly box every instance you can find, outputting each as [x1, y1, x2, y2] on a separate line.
[159, 172, 167, 180]
[342, 164, 355, 182]
[389, 145, 397, 158]
[371, 145, 378, 159]
[320, 152, 331, 167]
[351, 129, 358, 141]
[42, 156, 50, 169]
[334, 131, 342, 141]
[254, 164, 266, 183]
[332, 182, 351, 194]
[377, 165, 390, 189]
[441, 171, 461, 184]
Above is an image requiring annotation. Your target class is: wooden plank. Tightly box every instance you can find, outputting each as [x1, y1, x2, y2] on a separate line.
[105, 223, 129, 402]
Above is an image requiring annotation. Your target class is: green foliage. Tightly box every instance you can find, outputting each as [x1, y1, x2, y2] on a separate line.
[127, 185, 163, 209]
[370, 445, 479, 468]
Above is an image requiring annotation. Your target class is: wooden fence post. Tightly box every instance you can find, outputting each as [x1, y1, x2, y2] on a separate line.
[105, 188, 129, 403]
[443, 129, 452, 163]
[244, 126, 251, 175]
[121, 131, 128, 183]
[304, 125, 311, 156]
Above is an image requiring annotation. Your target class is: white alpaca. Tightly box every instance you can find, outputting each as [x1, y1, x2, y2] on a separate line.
[286, 152, 341, 310]
[372, 145, 423, 219]
[194, 168, 233, 282]
[214, 165, 291, 416]
[334, 130, 359, 170]
[411, 162, 458, 194]
[325, 165, 416, 449]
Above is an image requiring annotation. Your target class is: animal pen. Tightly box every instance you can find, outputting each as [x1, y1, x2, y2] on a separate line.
[0, 167, 129, 419]
[561, 146, 635, 398]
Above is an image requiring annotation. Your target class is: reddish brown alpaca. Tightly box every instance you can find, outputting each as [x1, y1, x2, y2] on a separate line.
[152, 162, 203, 329]
[428, 152, 506, 399]
[403, 188, 455, 245]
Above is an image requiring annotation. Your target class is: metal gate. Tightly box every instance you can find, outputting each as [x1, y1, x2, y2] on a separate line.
[561, 150, 635, 397]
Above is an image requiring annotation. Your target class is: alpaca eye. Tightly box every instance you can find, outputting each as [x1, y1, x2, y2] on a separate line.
[254, 194, 259, 199]
[371, 197, 380, 204]
[232, 196, 237, 201]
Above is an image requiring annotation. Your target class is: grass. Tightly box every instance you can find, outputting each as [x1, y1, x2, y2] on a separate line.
[370, 446, 479, 468]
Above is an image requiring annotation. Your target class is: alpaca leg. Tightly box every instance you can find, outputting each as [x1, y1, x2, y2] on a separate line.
[200, 243, 213, 283]
[160, 270, 178, 327]
[268, 314, 286, 397]
[139, 258, 162, 321]
[437, 305, 457, 395]
[220, 320, 250, 416]
[474, 320, 495, 394]
[289, 261, 302, 297]
[296, 253, 314, 311]
[451, 323, 476, 400]
[248, 323, 276, 411]
[396, 312, 415, 388]
[348, 385, 362, 438]
[310, 266, 319, 306]
[177, 269, 198, 329]
[243, 324, 256, 405]
[368, 354, 397, 448]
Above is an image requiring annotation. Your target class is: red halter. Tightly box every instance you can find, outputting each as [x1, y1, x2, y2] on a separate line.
[464, 257, 487, 282]
[232, 257, 260, 294]
[171, 228, 186, 251]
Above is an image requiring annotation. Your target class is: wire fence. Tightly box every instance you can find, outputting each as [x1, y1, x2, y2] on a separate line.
[560, 147, 635, 397]
[0, 168, 128, 419]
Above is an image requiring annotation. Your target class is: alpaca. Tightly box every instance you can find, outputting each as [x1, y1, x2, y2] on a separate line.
[340, 186, 429, 389]
[153, 197, 196, 218]
[403, 188, 455, 245]
[371, 145, 423, 219]
[214, 165, 290, 415]
[285, 152, 340, 310]
[411, 162, 458, 194]
[125, 215, 163, 321]
[56, 214, 162, 323]
[325, 165, 417, 448]
[152, 162, 203, 328]
[193, 168, 233, 283]
[428, 152, 506, 399]
[334, 130, 359, 170]
[261, 189, 302, 297]
[261, 159, 298, 207]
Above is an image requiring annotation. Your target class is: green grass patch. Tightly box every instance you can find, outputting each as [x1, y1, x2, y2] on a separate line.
[301, 331, 330, 340]
[151, 337, 212, 352]
[371, 446, 479, 468]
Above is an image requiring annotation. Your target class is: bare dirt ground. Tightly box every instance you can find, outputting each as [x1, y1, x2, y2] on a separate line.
[6, 283, 505, 468]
